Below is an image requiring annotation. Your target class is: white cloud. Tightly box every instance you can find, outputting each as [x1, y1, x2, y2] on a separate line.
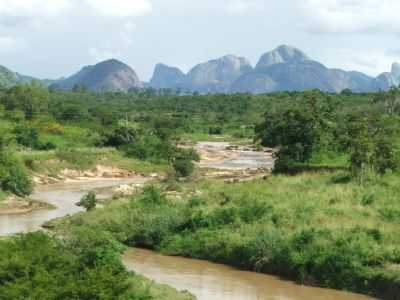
[0, 36, 27, 53]
[227, 0, 265, 15]
[298, 0, 400, 34]
[88, 47, 122, 62]
[124, 22, 138, 32]
[325, 48, 400, 76]
[85, 0, 152, 17]
[120, 22, 138, 45]
[0, 0, 152, 25]
[0, 0, 70, 18]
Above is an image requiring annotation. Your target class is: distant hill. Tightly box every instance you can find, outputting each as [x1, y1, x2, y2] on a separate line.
[230, 45, 378, 93]
[0, 65, 38, 87]
[51, 59, 143, 92]
[149, 45, 400, 94]
[1, 45, 400, 93]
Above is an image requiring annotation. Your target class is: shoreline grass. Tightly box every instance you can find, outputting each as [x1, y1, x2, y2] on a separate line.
[51, 171, 400, 300]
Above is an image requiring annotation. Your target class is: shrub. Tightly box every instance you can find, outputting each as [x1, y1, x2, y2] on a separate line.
[0, 231, 142, 300]
[14, 126, 56, 150]
[77, 192, 97, 211]
[173, 158, 195, 177]
[103, 126, 138, 147]
[42, 122, 65, 135]
[209, 126, 223, 135]
[0, 150, 32, 196]
[140, 186, 166, 205]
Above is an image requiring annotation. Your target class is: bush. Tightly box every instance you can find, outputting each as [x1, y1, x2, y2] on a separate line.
[209, 126, 223, 135]
[0, 231, 144, 300]
[77, 192, 97, 211]
[123, 135, 176, 162]
[14, 126, 56, 150]
[103, 126, 138, 147]
[1, 165, 33, 196]
[140, 185, 166, 205]
[42, 122, 65, 135]
[173, 158, 195, 177]
[0, 150, 33, 196]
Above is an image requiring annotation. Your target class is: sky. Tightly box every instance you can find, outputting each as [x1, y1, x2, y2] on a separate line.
[0, 0, 400, 81]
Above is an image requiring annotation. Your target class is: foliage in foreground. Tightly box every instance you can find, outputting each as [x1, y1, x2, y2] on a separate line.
[0, 139, 32, 196]
[0, 230, 194, 300]
[0, 231, 135, 300]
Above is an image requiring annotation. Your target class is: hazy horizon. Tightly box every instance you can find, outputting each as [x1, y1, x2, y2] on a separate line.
[1, 0, 400, 81]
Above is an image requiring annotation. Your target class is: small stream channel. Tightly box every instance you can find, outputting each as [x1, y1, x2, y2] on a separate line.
[0, 177, 148, 236]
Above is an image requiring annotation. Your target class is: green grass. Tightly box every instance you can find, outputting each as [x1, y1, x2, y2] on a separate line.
[52, 171, 400, 299]
[133, 275, 195, 300]
[41, 125, 95, 148]
[0, 190, 8, 201]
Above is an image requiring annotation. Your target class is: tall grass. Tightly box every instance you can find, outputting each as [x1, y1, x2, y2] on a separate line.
[53, 171, 400, 299]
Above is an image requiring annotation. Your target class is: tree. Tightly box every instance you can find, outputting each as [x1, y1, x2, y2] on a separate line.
[77, 192, 97, 211]
[14, 126, 56, 150]
[343, 113, 400, 183]
[0, 82, 49, 119]
[173, 158, 195, 177]
[0, 147, 33, 196]
[373, 87, 400, 116]
[103, 126, 138, 147]
[255, 91, 338, 172]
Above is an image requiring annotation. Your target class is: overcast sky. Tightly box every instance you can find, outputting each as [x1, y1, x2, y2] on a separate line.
[0, 0, 399, 81]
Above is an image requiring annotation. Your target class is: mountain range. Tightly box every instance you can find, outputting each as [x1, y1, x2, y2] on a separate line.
[1, 45, 399, 94]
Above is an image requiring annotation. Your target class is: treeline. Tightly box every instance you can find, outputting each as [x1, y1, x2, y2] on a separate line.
[255, 88, 400, 182]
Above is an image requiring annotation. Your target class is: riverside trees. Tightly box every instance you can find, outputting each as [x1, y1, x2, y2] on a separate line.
[255, 90, 400, 181]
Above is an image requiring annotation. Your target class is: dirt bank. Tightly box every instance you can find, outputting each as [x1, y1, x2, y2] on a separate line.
[32, 164, 156, 185]
[0, 196, 53, 216]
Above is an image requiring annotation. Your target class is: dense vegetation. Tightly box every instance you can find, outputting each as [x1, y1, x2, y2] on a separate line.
[0, 230, 194, 300]
[2, 82, 400, 299]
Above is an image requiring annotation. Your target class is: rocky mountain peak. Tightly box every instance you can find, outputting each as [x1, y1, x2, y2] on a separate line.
[51, 58, 143, 92]
[391, 62, 400, 79]
[184, 54, 253, 91]
[150, 63, 185, 89]
[256, 45, 310, 69]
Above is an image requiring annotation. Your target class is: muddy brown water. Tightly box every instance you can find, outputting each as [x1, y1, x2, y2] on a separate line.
[124, 248, 375, 300]
[0, 177, 148, 236]
[0, 160, 375, 300]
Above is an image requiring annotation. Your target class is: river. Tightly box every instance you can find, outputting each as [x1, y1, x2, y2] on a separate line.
[123, 248, 374, 300]
[0, 177, 148, 236]
[0, 166, 375, 299]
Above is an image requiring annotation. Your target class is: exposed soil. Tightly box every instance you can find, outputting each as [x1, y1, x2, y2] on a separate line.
[195, 142, 274, 182]
[0, 196, 53, 216]
[32, 164, 147, 185]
